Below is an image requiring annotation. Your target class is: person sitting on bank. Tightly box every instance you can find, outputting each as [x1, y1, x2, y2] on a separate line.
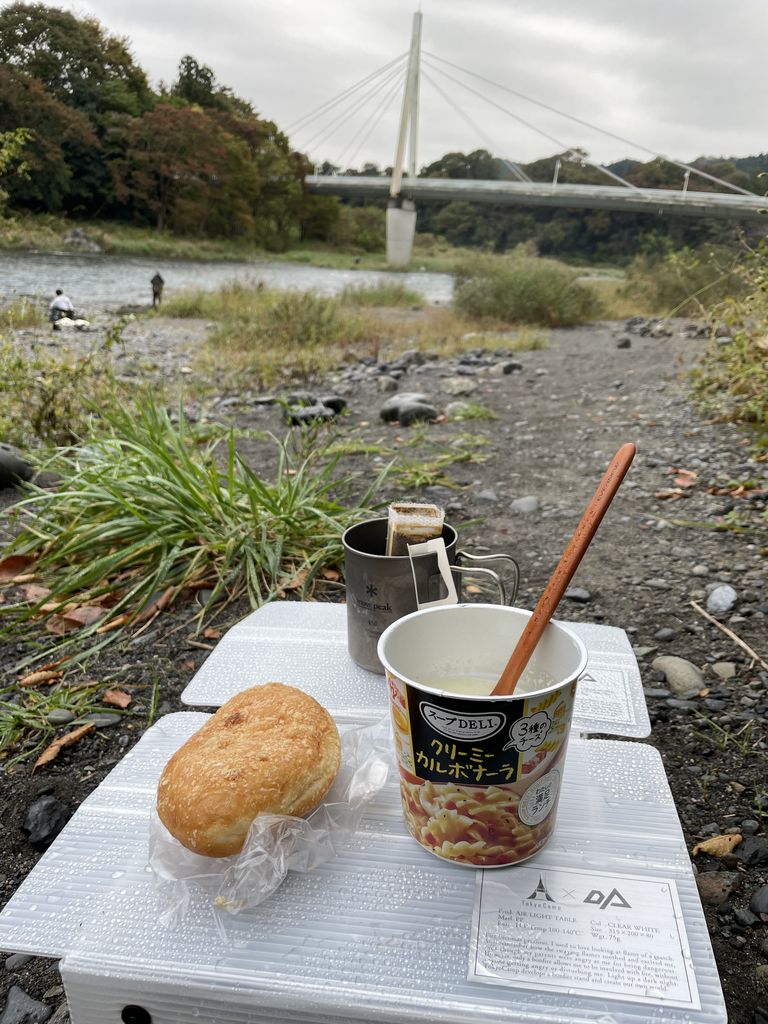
[49, 288, 75, 329]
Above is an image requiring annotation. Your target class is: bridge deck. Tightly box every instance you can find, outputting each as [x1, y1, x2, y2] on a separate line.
[306, 175, 768, 220]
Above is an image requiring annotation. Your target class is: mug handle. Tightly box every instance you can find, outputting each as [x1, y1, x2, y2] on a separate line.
[456, 551, 520, 606]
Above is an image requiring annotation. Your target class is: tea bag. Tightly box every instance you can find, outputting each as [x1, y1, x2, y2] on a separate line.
[385, 502, 445, 556]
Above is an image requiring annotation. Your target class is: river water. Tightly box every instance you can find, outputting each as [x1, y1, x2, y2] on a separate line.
[0, 250, 454, 311]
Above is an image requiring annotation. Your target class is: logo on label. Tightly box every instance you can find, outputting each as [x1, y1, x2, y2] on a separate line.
[518, 768, 561, 825]
[584, 887, 632, 910]
[418, 701, 506, 741]
[503, 710, 552, 752]
[526, 875, 556, 902]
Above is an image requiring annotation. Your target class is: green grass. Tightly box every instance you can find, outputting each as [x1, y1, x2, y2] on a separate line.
[448, 402, 497, 421]
[453, 254, 602, 326]
[0, 681, 109, 771]
[340, 282, 424, 308]
[0, 402, 388, 668]
[623, 246, 748, 318]
[1, 297, 44, 330]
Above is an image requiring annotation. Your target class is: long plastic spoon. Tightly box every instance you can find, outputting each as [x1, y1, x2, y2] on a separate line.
[492, 442, 636, 696]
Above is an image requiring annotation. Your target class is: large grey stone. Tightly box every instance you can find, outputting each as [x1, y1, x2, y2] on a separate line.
[22, 796, 70, 849]
[442, 377, 478, 396]
[0, 444, 33, 489]
[398, 403, 439, 427]
[651, 656, 703, 697]
[379, 393, 430, 423]
[0, 986, 53, 1023]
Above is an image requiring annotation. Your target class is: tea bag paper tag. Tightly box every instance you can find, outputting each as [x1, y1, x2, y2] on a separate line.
[407, 537, 458, 609]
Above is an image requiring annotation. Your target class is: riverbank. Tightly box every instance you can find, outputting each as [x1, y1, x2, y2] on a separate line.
[1, 314, 766, 1023]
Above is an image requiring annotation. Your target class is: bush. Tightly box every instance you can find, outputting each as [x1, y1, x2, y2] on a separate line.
[624, 246, 748, 316]
[453, 255, 601, 327]
[328, 205, 385, 252]
[340, 282, 423, 308]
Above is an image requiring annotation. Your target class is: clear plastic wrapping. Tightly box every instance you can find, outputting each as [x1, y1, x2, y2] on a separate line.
[148, 717, 391, 923]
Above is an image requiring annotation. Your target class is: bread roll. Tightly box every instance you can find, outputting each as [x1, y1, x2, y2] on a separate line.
[156, 683, 340, 857]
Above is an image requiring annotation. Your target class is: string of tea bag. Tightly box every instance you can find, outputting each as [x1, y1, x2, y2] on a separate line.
[385, 503, 445, 557]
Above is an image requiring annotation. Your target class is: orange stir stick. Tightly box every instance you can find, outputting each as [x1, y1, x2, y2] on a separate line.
[492, 442, 636, 696]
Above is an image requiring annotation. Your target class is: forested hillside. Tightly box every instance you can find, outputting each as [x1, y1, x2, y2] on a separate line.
[0, 2, 764, 261]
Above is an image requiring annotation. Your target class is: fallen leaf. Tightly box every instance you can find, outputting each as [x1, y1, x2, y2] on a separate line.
[320, 568, 341, 582]
[96, 613, 129, 634]
[202, 627, 222, 640]
[280, 569, 309, 592]
[654, 488, 684, 500]
[673, 475, 697, 488]
[102, 688, 131, 709]
[465, 584, 483, 595]
[45, 614, 79, 635]
[23, 584, 51, 603]
[60, 606, 105, 628]
[0, 554, 35, 581]
[692, 834, 743, 858]
[182, 659, 195, 671]
[135, 586, 175, 623]
[18, 669, 64, 688]
[729, 781, 746, 795]
[32, 722, 95, 773]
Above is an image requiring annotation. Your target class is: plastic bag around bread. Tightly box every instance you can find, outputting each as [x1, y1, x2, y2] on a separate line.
[149, 716, 391, 924]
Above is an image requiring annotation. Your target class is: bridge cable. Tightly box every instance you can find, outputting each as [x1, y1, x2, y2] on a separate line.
[297, 60, 408, 155]
[423, 58, 638, 190]
[285, 52, 408, 134]
[338, 67, 408, 170]
[421, 69, 530, 182]
[423, 50, 757, 197]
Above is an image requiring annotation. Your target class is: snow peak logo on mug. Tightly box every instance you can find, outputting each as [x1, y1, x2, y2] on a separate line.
[419, 701, 506, 741]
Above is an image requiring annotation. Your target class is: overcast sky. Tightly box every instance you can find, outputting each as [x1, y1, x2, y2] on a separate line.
[60, 0, 767, 172]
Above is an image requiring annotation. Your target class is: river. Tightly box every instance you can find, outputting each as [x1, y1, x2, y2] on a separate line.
[0, 250, 454, 311]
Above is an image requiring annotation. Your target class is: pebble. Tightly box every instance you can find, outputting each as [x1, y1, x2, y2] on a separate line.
[651, 656, 703, 698]
[654, 627, 675, 641]
[379, 393, 431, 423]
[41, 988, 63, 1002]
[377, 376, 399, 393]
[476, 489, 499, 503]
[45, 710, 75, 727]
[739, 837, 768, 867]
[315, 394, 346, 414]
[734, 908, 760, 928]
[82, 713, 122, 728]
[442, 377, 478, 396]
[564, 587, 592, 603]
[510, 496, 539, 514]
[741, 820, 760, 836]
[0, 443, 33, 488]
[0, 985, 53, 1023]
[4, 954, 33, 972]
[691, 564, 709, 576]
[712, 662, 737, 680]
[285, 404, 336, 426]
[645, 578, 670, 590]
[616, 337, 631, 349]
[22, 796, 70, 849]
[697, 871, 742, 905]
[47, 1006, 70, 1024]
[399, 402, 439, 427]
[706, 584, 738, 615]
[750, 884, 768, 916]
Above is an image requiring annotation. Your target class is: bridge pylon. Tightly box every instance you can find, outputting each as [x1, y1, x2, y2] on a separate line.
[387, 11, 422, 267]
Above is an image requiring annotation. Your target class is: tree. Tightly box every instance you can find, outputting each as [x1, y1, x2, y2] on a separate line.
[0, 127, 31, 211]
[0, 3, 152, 117]
[0, 67, 97, 211]
[171, 55, 255, 116]
[420, 149, 501, 180]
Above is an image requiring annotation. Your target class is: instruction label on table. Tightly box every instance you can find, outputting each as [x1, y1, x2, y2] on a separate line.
[470, 865, 700, 1009]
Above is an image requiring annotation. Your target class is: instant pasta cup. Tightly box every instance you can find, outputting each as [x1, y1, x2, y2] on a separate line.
[378, 604, 588, 868]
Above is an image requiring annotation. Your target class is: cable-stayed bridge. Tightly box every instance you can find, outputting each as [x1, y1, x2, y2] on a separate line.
[290, 13, 767, 265]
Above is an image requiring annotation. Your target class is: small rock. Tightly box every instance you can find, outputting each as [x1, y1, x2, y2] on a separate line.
[22, 796, 70, 849]
[82, 713, 122, 728]
[651, 656, 703, 698]
[734, 908, 760, 928]
[691, 564, 709, 576]
[738, 837, 768, 867]
[510, 496, 539, 514]
[616, 336, 632, 349]
[654, 627, 675, 641]
[706, 584, 738, 615]
[47, 1006, 70, 1024]
[285, 404, 336, 426]
[0, 443, 33, 489]
[750, 884, 768, 917]
[645, 578, 670, 591]
[283, 390, 315, 406]
[4, 954, 33, 972]
[697, 871, 743, 905]
[377, 376, 399, 393]
[712, 662, 737, 680]
[315, 394, 347, 414]
[45, 710, 74, 727]
[379, 392, 431, 422]
[476, 489, 499, 503]
[564, 587, 592, 603]
[399, 402, 439, 427]
[0, 985, 53, 1023]
[741, 820, 760, 836]
[442, 377, 478, 396]
[41, 989, 63, 1003]
[500, 360, 523, 374]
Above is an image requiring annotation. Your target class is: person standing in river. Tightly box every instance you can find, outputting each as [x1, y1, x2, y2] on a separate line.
[48, 288, 74, 329]
[151, 272, 165, 308]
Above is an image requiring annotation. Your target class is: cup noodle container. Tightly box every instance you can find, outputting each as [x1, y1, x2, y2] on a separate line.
[378, 605, 588, 868]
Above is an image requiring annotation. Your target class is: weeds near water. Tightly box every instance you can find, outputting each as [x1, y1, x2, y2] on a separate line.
[0, 400, 389, 668]
[448, 402, 497, 421]
[340, 282, 424, 308]
[2, 297, 44, 330]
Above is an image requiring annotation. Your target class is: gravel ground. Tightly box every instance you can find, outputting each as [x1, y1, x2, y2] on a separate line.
[1, 314, 767, 1024]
